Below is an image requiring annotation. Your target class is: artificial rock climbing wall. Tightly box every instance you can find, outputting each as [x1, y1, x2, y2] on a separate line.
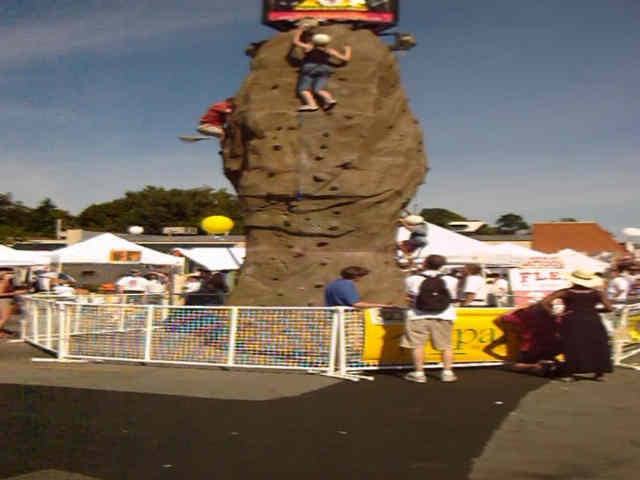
[223, 25, 427, 306]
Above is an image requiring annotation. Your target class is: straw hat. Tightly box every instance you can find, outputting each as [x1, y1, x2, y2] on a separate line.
[565, 269, 603, 288]
[401, 215, 425, 226]
[311, 33, 331, 46]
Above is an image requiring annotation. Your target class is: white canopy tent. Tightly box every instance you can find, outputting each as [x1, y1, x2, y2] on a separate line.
[173, 247, 246, 271]
[554, 249, 609, 273]
[0, 245, 50, 267]
[49, 233, 184, 267]
[414, 223, 528, 265]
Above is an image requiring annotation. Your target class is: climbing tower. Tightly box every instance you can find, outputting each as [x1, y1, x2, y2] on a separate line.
[222, 6, 426, 306]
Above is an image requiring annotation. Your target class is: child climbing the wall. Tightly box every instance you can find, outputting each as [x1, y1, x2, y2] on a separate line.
[196, 97, 234, 141]
[396, 215, 428, 268]
[293, 24, 352, 112]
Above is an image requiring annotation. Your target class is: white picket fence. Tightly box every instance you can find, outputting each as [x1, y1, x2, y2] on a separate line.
[20, 296, 640, 379]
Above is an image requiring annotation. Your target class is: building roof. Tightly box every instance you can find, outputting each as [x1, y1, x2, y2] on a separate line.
[532, 222, 624, 255]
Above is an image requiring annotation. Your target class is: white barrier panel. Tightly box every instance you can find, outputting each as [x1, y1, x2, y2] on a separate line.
[613, 303, 640, 370]
[27, 296, 637, 379]
[21, 297, 339, 376]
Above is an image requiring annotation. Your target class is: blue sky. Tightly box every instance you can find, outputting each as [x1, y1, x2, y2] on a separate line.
[1, 0, 638, 237]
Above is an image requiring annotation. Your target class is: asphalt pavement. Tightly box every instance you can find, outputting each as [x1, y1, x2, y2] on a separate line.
[2, 316, 640, 480]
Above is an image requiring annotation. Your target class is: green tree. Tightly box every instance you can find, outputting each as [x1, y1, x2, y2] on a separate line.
[27, 198, 59, 236]
[419, 208, 467, 227]
[0, 193, 35, 242]
[76, 186, 245, 234]
[557, 218, 578, 222]
[495, 213, 529, 233]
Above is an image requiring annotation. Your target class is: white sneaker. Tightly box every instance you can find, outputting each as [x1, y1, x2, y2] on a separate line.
[404, 371, 427, 383]
[441, 371, 458, 382]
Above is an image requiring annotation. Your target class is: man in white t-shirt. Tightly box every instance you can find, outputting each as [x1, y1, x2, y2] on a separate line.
[400, 254, 458, 383]
[607, 268, 630, 302]
[116, 270, 149, 303]
[461, 264, 488, 307]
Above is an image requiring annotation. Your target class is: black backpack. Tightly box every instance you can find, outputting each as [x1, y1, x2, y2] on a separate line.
[415, 274, 451, 313]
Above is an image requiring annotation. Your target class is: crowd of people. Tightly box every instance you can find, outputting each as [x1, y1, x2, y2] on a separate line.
[3, 217, 639, 383]
[324, 252, 635, 384]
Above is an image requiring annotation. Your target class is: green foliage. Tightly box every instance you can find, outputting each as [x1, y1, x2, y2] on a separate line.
[476, 225, 499, 235]
[1, 187, 244, 242]
[0, 193, 74, 242]
[495, 213, 529, 233]
[557, 217, 578, 222]
[76, 186, 245, 234]
[419, 208, 467, 227]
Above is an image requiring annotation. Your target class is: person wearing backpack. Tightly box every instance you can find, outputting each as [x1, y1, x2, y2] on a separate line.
[400, 255, 458, 383]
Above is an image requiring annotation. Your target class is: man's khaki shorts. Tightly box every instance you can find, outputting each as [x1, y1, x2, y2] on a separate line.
[400, 318, 453, 351]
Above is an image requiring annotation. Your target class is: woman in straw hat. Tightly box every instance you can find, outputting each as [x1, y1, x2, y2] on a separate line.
[293, 24, 352, 112]
[541, 269, 614, 381]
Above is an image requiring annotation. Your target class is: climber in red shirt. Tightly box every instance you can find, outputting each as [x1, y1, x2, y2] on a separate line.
[196, 98, 233, 141]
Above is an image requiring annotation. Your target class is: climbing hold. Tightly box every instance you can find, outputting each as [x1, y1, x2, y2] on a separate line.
[323, 132, 330, 138]
[314, 155, 325, 161]
[317, 242, 329, 247]
[320, 144, 329, 150]
[329, 185, 340, 191]
[338, 162, 353, 169]
[313, 174, 329, 182]
[273, 145, 282, 151]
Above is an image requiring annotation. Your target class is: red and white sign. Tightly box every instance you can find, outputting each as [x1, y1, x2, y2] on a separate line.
[509, 268, 569, 307]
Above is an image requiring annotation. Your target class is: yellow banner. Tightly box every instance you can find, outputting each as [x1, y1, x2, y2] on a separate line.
[296, 1, 368, 11]
[362, 308, 519, 365]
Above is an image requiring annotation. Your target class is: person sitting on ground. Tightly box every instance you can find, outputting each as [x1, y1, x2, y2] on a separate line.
[401, 255, 458, 383]
[324, 266, 390, 308]
[396, 215, 427, 267]
[488, 302, 563, 377]
[292, 24, 352, 112]
[197, 98, 233, 141]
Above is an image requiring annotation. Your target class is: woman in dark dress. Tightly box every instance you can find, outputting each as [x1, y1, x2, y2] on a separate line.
[541, 269, 614, 381]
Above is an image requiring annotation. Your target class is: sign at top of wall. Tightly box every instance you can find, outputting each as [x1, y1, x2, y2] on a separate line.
[263, 0, 399, 31]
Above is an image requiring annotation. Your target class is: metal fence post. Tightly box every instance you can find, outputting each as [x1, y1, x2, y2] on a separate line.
[227, 307, 239, 367]
[57, 304, 67, 359]
[338, 308, 347, 377]
[20, 299, 28, 340]
[613, 306, 629, 366]
[144, 306, 154, 362]
[118, 305, 126, 332]
[327, 309, 339, 375]
[46, 301, 53, 349]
